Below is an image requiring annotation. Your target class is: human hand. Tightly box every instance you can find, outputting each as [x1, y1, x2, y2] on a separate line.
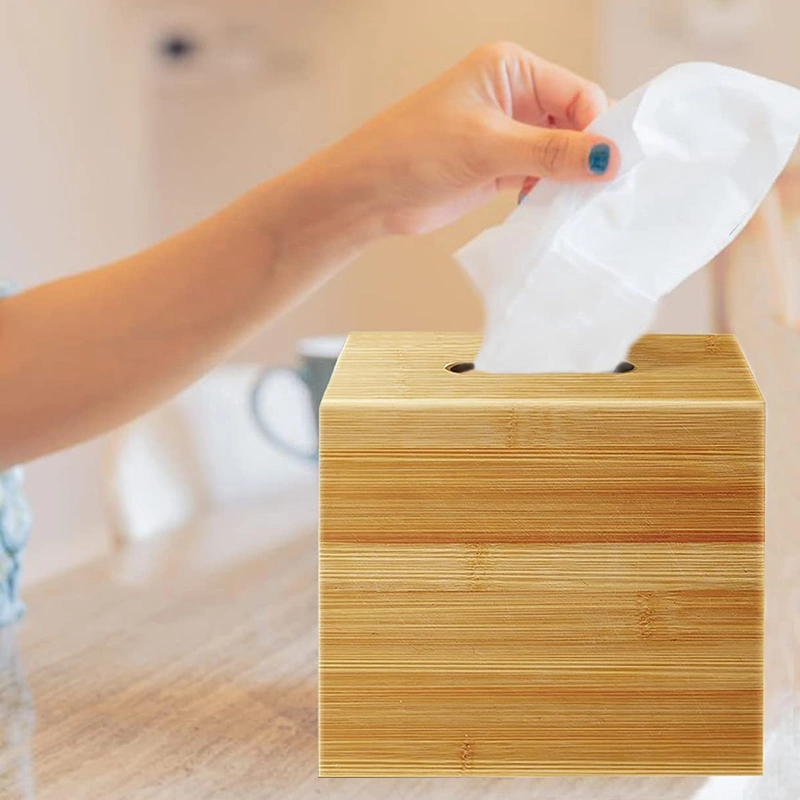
[312, 41, 619, 237]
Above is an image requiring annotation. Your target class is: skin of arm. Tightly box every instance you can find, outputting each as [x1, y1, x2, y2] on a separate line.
[0, 42, 618, 469]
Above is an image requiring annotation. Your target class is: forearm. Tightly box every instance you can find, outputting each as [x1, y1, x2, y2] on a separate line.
[0, 42, 615, 469]
[0, 158, 381, 469]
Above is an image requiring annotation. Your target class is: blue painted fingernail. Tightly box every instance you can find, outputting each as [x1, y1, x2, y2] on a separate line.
[588, 143, 611, 175]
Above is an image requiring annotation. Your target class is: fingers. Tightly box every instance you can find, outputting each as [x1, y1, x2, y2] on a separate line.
[493, 43, 609, 130]
[493, 118, 619, 183]
[517, 176, 538, 204]
[528, 59, 608, 130]
[470, 44, 617, 199]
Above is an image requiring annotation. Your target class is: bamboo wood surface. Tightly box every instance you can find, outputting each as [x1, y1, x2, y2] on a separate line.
[319, 333, 765, 777]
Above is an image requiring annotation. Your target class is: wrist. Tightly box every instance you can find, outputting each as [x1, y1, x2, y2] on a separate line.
[251, 149, 387, 279]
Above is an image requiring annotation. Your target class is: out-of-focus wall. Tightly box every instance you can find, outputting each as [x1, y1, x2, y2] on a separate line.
[145, 0, 601, 363]
[0, 0, 147, 583]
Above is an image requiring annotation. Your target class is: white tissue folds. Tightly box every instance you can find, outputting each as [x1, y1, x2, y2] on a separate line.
[457, 62, 800, 373]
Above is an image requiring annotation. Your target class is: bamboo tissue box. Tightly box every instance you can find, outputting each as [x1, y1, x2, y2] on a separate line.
[318, 332, 764, 777]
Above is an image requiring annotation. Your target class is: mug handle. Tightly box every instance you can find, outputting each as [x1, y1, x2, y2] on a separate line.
[250, 367, 318, 462]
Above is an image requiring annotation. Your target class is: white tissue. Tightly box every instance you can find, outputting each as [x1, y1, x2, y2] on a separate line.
[457, 62, 800, 373]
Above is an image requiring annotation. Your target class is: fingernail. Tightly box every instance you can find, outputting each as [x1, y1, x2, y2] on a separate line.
[588, 143, 611, 175]
[517, 177, 535, 205]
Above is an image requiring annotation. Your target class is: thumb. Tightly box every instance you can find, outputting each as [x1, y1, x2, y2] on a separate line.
[492, 119, 618, 182]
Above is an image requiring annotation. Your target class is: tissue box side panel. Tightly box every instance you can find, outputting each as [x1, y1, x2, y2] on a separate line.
[319, 334, 764, 777]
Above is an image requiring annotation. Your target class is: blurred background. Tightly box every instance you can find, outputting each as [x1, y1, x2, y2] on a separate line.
[0, 0, 798, 589]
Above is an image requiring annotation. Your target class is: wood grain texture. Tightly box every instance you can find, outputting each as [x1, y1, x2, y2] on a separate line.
[319, 333, 765, 776]
[1, 496, 720, 800]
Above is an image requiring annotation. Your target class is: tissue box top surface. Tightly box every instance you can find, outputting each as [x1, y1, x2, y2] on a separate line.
[323, 331, 762, 405]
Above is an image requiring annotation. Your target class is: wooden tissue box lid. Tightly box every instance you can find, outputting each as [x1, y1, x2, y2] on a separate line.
[319, 332, 764, 777]
[322, 331, 762, 405]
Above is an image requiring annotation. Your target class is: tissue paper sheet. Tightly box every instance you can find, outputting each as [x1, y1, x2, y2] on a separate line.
[457, 62, 800, 373]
